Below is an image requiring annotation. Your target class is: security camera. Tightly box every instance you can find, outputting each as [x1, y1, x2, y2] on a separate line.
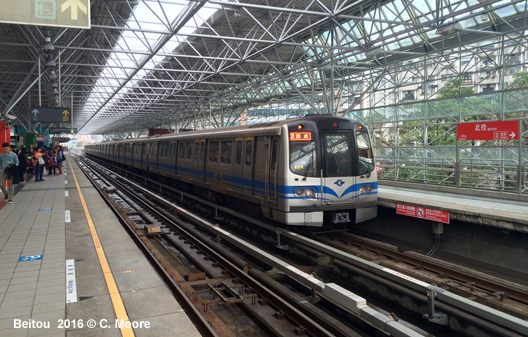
[5, 114, 16, 120]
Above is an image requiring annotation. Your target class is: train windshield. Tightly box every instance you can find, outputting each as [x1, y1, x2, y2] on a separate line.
[324, 134, 352, 177]
[290, 141, 317, 177]
[356, 131, 375, 175]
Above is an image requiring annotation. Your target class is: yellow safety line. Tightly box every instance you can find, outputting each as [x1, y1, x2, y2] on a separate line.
[66, 155, 135, 337]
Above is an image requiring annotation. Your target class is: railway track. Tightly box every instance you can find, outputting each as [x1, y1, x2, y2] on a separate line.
[316, 232, 528, 320]
[77, 155, 420, 337]
[79, 154, 528, 337]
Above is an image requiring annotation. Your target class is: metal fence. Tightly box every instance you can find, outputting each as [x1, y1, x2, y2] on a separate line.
[377, 156, 528, 195]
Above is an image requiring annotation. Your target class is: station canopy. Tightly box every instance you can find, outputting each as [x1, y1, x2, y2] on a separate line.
[0, 0, 525, 136]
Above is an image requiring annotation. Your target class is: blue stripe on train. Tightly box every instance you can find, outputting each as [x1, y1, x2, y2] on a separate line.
[128, 162, 377, 199]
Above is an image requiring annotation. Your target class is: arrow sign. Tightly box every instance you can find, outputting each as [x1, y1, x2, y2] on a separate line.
[32, 108, 40, 121]
[457, 120, 519, 141]
[30, 106, 71, 123]
[0, 0, 90, 29]
[61, 0, 87, 21]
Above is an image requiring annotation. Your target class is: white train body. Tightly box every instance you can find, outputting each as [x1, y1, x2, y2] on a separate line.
[85, 115, 377, 226]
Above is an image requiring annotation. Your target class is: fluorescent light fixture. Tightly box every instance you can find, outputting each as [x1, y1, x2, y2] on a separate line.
[43, 36, 54, 51]
[5, 114, 17, 120]
[435, 22, 462, 35]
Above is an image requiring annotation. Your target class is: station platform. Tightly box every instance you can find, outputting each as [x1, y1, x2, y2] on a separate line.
[0, 155, 201, 337]
[378, 182, 528, 234]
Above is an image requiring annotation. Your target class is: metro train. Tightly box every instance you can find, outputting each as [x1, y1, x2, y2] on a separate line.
[84, 115, 378, 227]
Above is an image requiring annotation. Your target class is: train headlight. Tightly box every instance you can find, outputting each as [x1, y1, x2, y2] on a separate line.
[305, 188, 315, 198]
[295, 188, 304, 197]
[365, 185, 373, 192]
[359, 187, 365, 194]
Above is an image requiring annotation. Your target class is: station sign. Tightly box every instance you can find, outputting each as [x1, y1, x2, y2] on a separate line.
[457, 120, 519, 141]
[0, 0, 90, 29]
[396, 203, 450, 224]
[53, 137, 71, 142]
[30, 107, 71, 123]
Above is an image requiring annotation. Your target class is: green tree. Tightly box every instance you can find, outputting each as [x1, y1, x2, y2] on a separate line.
[509, 71, 528, 89]
[437, 77, 475, 98]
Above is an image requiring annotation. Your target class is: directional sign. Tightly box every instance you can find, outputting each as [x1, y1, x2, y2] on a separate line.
[30, 107, 71, 123]
[0, 0, 90, 29]
[53, 137, 71, 142]
[457, 120, 519, 141]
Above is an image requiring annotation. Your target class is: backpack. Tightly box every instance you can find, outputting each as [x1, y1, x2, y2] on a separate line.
[61, 152, 65, 161]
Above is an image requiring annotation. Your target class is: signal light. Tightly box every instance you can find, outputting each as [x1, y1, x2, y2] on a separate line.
[296, 188, 304, 196]
[359, 125, 363, 130]
[298, 124, 303, 129]
[333, 123, 338, 128]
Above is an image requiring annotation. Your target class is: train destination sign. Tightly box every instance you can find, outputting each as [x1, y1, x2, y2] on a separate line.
[0, 0, 90, 29]
[457, 120, 519, 141]
[30, 107, 71, 123]
[396, 203, 450, 224]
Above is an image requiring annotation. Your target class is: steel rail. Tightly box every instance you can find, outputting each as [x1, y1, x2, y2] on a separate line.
[77, 156, 338, 337]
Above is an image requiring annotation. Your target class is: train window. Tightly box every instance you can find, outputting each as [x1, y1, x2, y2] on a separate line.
[245, 140, 253, 166]
[186, 142, 194, 160]
[178, 142, 186, 159]
[290, 141, 317, 176]
[150, 143, 157, 155]
[356, 131, 375, 175]
[271, 139, 278, 169]
[221, 141, 232, 165]
[235, 140, 242, 165]
[324, 134, 352, 177]
[209, 141, 219, 163]
[200, 142, 205, 161]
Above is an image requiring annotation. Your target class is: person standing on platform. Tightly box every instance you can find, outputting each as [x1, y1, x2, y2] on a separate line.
[54, 147, 63, 175]
[34, 147, 45, 182]
[17, 146, 28, 184]
[0, 142, 19, 204]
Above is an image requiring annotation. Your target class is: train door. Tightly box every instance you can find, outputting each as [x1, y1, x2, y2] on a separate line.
[170, 141, 178, 175]
[193, 140, 205, 182]
[142, 142, 149, 171]
[321, 132, 355, 207]
[151, 142, 158, 172]
[129, 143, 135, 165]
[243, 138, 254, 195]
[233, 139, 244, 192]
[267, 136, 279, 202]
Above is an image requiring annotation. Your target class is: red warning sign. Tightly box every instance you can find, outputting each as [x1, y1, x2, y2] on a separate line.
[396, 203, 449, 224]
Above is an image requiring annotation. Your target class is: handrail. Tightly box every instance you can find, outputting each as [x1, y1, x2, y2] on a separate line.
[376, 156, 528, 195]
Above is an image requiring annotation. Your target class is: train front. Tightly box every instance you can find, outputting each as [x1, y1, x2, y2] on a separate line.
[284, 116, 377, 226]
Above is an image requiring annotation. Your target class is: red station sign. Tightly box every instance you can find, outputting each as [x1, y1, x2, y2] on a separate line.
[457, 120, 519, 141]
[396, 203, 450, 224]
